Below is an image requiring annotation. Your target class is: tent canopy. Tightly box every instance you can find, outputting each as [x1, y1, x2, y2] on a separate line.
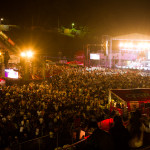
[111, 88, 150, 102]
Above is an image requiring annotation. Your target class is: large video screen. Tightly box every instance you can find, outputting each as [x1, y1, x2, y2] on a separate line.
[5, 69, 18, 79]
[90, 53, 100, 60]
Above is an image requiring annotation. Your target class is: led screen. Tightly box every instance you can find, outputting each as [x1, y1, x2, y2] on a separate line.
[5, 69, 18, 79]
[90, 53, 100, 60]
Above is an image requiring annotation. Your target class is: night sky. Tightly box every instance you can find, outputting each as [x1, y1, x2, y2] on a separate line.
[1, 0, 150, 57]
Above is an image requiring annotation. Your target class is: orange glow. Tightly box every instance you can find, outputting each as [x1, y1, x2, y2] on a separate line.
[8, 38, 15, 46]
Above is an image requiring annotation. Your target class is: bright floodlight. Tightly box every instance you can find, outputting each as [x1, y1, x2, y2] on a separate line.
[119, 42, 150, 50]
[128, 42, 133, 48]
[124, 43, 128, 48]
[143, 43, 150, 49]
[21, 52, 26, 57]
[26, 51, 33, 58]
[137, 43, 143, 49]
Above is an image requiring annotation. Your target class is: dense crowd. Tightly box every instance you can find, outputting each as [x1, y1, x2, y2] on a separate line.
[1, 65, 150, 150]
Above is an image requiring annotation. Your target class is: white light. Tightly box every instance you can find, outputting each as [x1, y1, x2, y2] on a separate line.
[128, 42, 133, 48]
[119, 42, 150, 51]
[21, 52, 26, 57]
[124, 43, 129, 48]
[119, 42, 124, 47]
[26, 51, 33, 58]
[90, 53, 100, 60]
[143, 43, 149, 49]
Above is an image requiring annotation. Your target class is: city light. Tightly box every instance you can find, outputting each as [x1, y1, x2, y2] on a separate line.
[72, 23, 75, 29]
[0, 18, 4, 25]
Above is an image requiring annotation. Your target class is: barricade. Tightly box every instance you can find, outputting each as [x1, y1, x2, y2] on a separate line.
[11, 133, 58, 150]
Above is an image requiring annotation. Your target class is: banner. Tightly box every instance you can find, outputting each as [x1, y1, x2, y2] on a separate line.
[111, 89, 150, 102]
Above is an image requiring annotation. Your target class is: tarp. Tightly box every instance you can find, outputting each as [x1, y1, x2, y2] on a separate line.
[111, 89, 150, 102]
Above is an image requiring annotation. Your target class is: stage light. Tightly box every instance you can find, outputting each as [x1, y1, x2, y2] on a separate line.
[119, 42, 124, 47]
[128, 42, 134, 48]
[124, 43, 128, 48]
[143, 43, 150, 49]
[119, 41, 150, 51]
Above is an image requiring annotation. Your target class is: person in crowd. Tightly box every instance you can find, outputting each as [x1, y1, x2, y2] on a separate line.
[1, 65, 150, 149]
[127, 109, 150, 149]
[109, 115, 130, 150]
[82, 119, 114, 150]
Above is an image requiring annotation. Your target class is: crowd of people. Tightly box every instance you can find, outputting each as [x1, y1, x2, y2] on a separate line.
[1, 65, 150, 150]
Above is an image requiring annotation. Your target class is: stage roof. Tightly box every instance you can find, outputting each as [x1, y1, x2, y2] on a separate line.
[111, 88, 150, 102]
[112, 33, 150, 41]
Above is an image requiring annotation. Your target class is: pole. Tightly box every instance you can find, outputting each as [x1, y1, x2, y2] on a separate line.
[42, 60, 46, 80]
[119, 50, 121, 67]
[86, 44, 88, 68]
[56, 132, 59, 148]
[19, 143, 21, 150]
[109, 38, 112, 68]
[24, 59, 29, 81]
[38, 139, 41, 150]
[99, 52, 101, 68]
[1, 53, 5, 78]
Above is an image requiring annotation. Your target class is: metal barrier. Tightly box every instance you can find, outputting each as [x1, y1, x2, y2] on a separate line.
[10, 128, 79, 150]
[10, 132, 63, 150]
[62, 139, 86, 150]
[10, 132, 150, 150]
[130, 145, 150, 150]
[11, 134, 54, 150]
[141, 146, 150, 150]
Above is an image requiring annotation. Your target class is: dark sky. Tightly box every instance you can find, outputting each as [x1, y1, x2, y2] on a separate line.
[1, 0, 150, 57]
[1, 0, 150, 34]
